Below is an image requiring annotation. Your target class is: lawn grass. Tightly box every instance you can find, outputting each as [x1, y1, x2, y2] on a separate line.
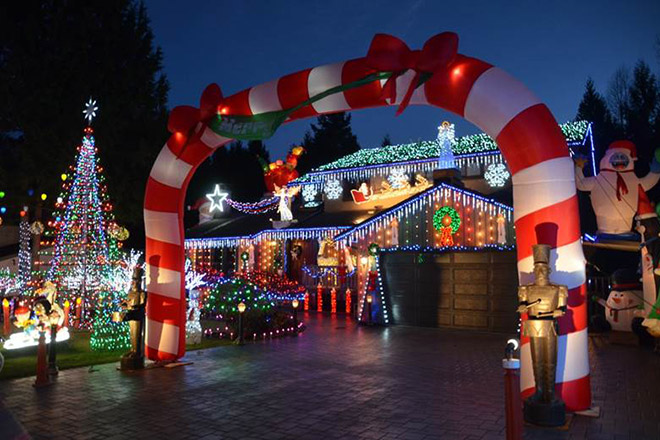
[0, 329, 232, 381]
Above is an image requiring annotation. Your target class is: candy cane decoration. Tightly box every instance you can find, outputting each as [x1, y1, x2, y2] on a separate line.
[144, 32, 589, 411]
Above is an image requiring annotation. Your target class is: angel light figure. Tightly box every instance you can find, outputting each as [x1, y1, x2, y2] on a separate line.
[274, 185, 300, 222]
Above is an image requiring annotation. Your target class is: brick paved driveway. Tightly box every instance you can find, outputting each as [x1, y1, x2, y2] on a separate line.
[1, 313, 659, 439]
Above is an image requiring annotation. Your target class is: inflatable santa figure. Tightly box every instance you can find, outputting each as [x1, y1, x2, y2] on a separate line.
[575, 140, 660, 235]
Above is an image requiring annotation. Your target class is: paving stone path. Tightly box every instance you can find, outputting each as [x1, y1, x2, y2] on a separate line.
[1, 313, 659, 439]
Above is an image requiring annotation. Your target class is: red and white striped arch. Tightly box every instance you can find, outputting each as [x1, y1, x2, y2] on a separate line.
[144, 48, 590, 411]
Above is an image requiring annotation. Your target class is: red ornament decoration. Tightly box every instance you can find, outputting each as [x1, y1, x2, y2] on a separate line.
[304, 291, 309, 311]
[345, 288, 352, 314]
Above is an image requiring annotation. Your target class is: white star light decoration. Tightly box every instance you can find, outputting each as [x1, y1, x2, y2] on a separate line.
[206, 184, 229, 212]
[82, 98, 98, 124]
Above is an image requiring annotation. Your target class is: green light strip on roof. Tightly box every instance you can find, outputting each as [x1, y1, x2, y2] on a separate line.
[312, 120, 589, 172]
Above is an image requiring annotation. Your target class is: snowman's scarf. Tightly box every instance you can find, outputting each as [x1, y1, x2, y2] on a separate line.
[601, 169, 633, 201]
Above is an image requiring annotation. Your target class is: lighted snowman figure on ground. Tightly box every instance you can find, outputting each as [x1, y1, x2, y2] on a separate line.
[575, 141, 660, 235]
[594, 271, 643, 332]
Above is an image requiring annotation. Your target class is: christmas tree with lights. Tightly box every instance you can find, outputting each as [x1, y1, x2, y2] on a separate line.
[89, 250, 141, 352]
[17, 211, 31, 291]
[43, 99, 121, 327]
[89, 292, 132, 352]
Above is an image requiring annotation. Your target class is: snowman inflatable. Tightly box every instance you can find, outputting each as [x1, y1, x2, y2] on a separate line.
[594, 270, 644, 332]
[575, 140, 660, 235]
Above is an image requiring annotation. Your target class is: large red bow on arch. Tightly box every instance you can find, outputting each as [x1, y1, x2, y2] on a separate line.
[366, 32, 458, 115]
[167, 83, 224, 136]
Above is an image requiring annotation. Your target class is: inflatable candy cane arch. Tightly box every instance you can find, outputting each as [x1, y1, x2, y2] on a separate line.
[144, 32, 590, 410]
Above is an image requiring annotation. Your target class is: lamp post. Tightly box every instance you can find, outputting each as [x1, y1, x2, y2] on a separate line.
[47, 312, 60, 376]
[366, 294, 373, 325]
[33, 327, 50, 387]
[292, 299, 299, 333]
[236, 302, 246, 345]
[503, 339, 522, 440]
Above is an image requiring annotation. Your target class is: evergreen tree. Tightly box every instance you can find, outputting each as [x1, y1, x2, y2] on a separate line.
[0, 2, 168, 244]
[17, 212, 31, 291]
[298, 113, 361, 173]
[381, 134, 393, 148]
[247, 140, 270, 164]
[186, 140, 269, 210]
[576, 77, 616, 164]
[626, 61, 659, 166]
[607, 66, 631, 136]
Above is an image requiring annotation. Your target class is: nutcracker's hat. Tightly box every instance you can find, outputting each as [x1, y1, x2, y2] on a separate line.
[532, 244, 551, 265]
[532, 223, 555, 265]
[636, 186, 656, 220]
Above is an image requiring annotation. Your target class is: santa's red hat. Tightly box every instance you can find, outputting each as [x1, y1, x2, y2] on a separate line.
[608, 140, 637, 159]
[636, 186, 657, 220]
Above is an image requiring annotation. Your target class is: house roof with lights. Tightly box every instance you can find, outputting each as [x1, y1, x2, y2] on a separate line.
[185, 181, 514, 249]
[292, 120, 593, 184]
[185, 120, 592, 248]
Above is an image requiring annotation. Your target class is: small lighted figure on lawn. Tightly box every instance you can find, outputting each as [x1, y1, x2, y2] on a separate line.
[433, 206, 461, 246]
[593, 270, 643, 332]
[206, 184, 229, 213]
[82, 98, 98, 124]
[3, 282, 71, 350]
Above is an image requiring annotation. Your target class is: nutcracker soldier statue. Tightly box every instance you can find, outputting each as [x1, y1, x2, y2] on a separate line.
[517, 244, 567, 426]
[119, 266, 147, 370]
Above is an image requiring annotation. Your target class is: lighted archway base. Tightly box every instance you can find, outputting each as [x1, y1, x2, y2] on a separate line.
[144, 33, 590, 410]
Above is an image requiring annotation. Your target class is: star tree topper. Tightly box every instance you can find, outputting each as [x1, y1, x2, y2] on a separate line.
[83, 98, 99, 124]
[206, 184, 228, 212]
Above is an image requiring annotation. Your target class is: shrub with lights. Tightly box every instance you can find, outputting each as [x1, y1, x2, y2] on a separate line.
[203, 278, 301, 340]
[234, 270, 306, 302]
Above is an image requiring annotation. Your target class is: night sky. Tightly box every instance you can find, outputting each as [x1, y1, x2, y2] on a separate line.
[144, 0, 660, 159]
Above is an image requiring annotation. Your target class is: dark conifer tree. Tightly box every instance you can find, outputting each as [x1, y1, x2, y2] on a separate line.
[298, 112, 360, 173]
[0, 1, 169, 247]
[575, 77, 616, 164]
[626, 61, 659, 166]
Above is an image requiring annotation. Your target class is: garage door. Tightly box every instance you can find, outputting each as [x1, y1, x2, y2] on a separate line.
[381, 250, 519, 332]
